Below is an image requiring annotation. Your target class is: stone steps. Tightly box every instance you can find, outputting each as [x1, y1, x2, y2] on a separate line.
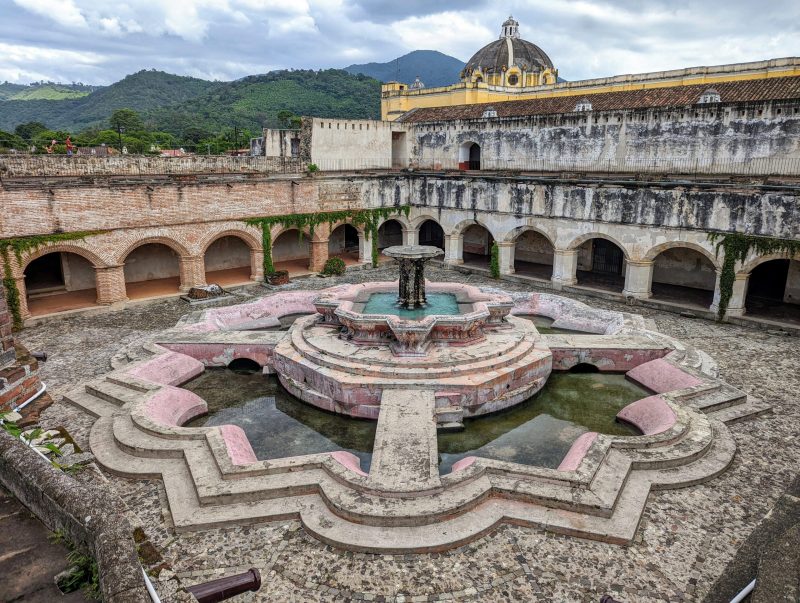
[85, 379, 147, 407]
[287, 321, 542, 380]
[434, 406, 464, 425]
[707, 399, 773, 423]
[684, 384, 747, 413]
[63, 388, 121, 418]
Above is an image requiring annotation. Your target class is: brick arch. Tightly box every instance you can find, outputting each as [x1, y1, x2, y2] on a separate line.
[270, 225, 311, 241]
[199, 228, 261, 255]
[643, 241, 719, 267]
[328, 220, 366, 237]
[566, 232, 632, 260]
[117, 236, 191, 264]
[502, 225, 556, 247]
[738, 251, 798, 276]
[18, 243, 110, 279]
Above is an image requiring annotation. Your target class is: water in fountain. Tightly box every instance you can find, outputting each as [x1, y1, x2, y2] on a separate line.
[362, 292, 461, 318]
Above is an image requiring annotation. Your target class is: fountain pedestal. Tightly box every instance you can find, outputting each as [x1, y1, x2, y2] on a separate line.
[383, 245, 443, 308]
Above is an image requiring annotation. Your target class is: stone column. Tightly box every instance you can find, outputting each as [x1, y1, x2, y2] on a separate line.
[179, 255, 206, 292]
[711, 272, 748, 317]
[497, 242, 515, 275]
[250, 249, 264, 281]
[622, 260, 654, 299]
[403, 228, 418, 246]
[13, 277, 30, 322]
[358, 232, 373, 265]
[551, 249, 578, 289]
[95, 265, 128, 305]
[444, 234, 463, 265]
[309, 240, 329, 272]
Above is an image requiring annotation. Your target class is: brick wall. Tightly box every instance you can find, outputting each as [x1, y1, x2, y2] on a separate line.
[0, 287, 15, 368]
[0, 155, 302, 178]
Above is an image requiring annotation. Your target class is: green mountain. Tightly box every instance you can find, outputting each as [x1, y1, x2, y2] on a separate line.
[345, 50, 465, 88]
[0, 69, 380, 139]
[147, 69, 380, 139]
[0, 70, 221, 132]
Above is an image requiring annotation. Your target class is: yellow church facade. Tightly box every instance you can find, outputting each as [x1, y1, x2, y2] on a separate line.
[381, 16, 800, 121]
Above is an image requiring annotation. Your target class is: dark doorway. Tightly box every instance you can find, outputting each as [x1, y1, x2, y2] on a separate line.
[419, 220, 444, 250]
[591, 239, 624, 275]
[468, 143, 481, 170]
[747, 260, 790, 301]
[25, 253, 64, 292]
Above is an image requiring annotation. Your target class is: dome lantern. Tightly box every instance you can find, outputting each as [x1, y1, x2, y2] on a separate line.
[500, 15, 520, 39]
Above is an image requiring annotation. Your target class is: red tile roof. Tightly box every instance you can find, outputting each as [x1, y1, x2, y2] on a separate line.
[398, 76, 800, 123]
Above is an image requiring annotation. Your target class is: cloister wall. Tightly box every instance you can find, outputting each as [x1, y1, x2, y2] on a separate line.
[407, 100, 800, 172]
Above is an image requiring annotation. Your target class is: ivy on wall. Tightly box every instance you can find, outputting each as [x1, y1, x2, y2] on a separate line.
[490, 241, 500, 279]
[708, 232, 800, 321]
[245, 206, 411, 277]
[1, 231, 103, 329]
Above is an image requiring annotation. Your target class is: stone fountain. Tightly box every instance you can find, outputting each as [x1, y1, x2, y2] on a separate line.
[381, 245, 444, 308]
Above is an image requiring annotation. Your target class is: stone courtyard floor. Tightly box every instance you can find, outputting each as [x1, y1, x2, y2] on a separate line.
[18, 266, 800, 602]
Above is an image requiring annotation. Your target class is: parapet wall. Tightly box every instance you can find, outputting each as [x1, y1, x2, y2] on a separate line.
[0, 430, 149, 602]
[0, 155, 303, 178]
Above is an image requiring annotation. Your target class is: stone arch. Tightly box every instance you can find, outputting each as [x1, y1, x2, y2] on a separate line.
[738, 251, 797, 275]
[376, 214, 413, 232]
[117, 236, 191, 265]
[648, 242, 718, 308]
[503, 225, 556, 247]
[410, 214, 442, 230]
[328, 223, 361, 262]
[643, 240, 718, 267]
[416, 217, 445, 250]
[458, 141, 480, 170]
[449, 218, 497, 240]
[509, 227, 556, 280]
[271, 227, 311, 268]
[377, 218, 406, 249]
[566, 232, 631, 259]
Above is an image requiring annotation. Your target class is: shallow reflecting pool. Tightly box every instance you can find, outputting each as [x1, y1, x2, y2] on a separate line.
[362, 292, 462, 318]
[438, 372, 645, 473]
[184, 369, 376, 471]
[184, 370, 646, 476]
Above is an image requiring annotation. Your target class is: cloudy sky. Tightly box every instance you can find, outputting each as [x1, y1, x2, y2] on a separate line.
[1, 0, 799, 85]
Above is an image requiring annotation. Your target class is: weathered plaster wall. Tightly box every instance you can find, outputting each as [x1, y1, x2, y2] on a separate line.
[273, 230, 310, 262]
[408, 101, 800, 171]
[463, 224, 491, 255]
[204, 236, 251, 272]
[515, 231, 554, 265]
[123, 244, 180, 282]
[62, 253, 96, 291]
[653, 248, 717, 290]
[785, 260, 800, 303]
[306, 118, 402, 170]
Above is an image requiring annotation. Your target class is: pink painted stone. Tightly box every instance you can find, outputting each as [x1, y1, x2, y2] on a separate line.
[616, 395, 677, 435]
[626, 358, 703, 393]
[143, 387, 207, 427]
[128, 352, 204, 386]
[450, 456, 477, 473]
[159, 342, 273, 368]
[329, 451, 368, 476]
[557, 432, 598, 471]
[219, 424, 257, 466]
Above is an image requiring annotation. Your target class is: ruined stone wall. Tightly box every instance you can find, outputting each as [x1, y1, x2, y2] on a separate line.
[306, 117, 400, 170]
[408, 100, 800, 173]
[0, 288, 15, 368]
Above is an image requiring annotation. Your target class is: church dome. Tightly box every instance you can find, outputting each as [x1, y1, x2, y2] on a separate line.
[464, 16, 554, 77]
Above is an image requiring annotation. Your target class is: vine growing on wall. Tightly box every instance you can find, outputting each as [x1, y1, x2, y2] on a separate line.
[708, 232, 800, 321]
[0, 231, 102, 329]
[490, 241, 500, 279]
[245, 206, 411, 277]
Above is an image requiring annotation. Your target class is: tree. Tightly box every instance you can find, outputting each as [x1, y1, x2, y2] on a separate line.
[276, 110, 301, 129]
[14, 121, 48, 140]
[109, 108, 143, 132]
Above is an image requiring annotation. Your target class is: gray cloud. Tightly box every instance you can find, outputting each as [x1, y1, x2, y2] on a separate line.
[0, 0, 798, 85]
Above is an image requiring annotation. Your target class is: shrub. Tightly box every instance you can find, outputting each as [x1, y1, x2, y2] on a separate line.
[322, 256, 346, 276]
[490, 241, 500, 279]
[307, 163, 319, 173]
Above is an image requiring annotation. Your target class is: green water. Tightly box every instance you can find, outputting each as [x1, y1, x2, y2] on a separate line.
[361, 292, 461, 319]
[438, 372, 644, 473]
[184, 369, 376, 471]
[184, 370, 645, 475]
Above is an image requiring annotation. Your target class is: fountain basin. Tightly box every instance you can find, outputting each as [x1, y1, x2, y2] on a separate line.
[313, 282, 513, 355]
